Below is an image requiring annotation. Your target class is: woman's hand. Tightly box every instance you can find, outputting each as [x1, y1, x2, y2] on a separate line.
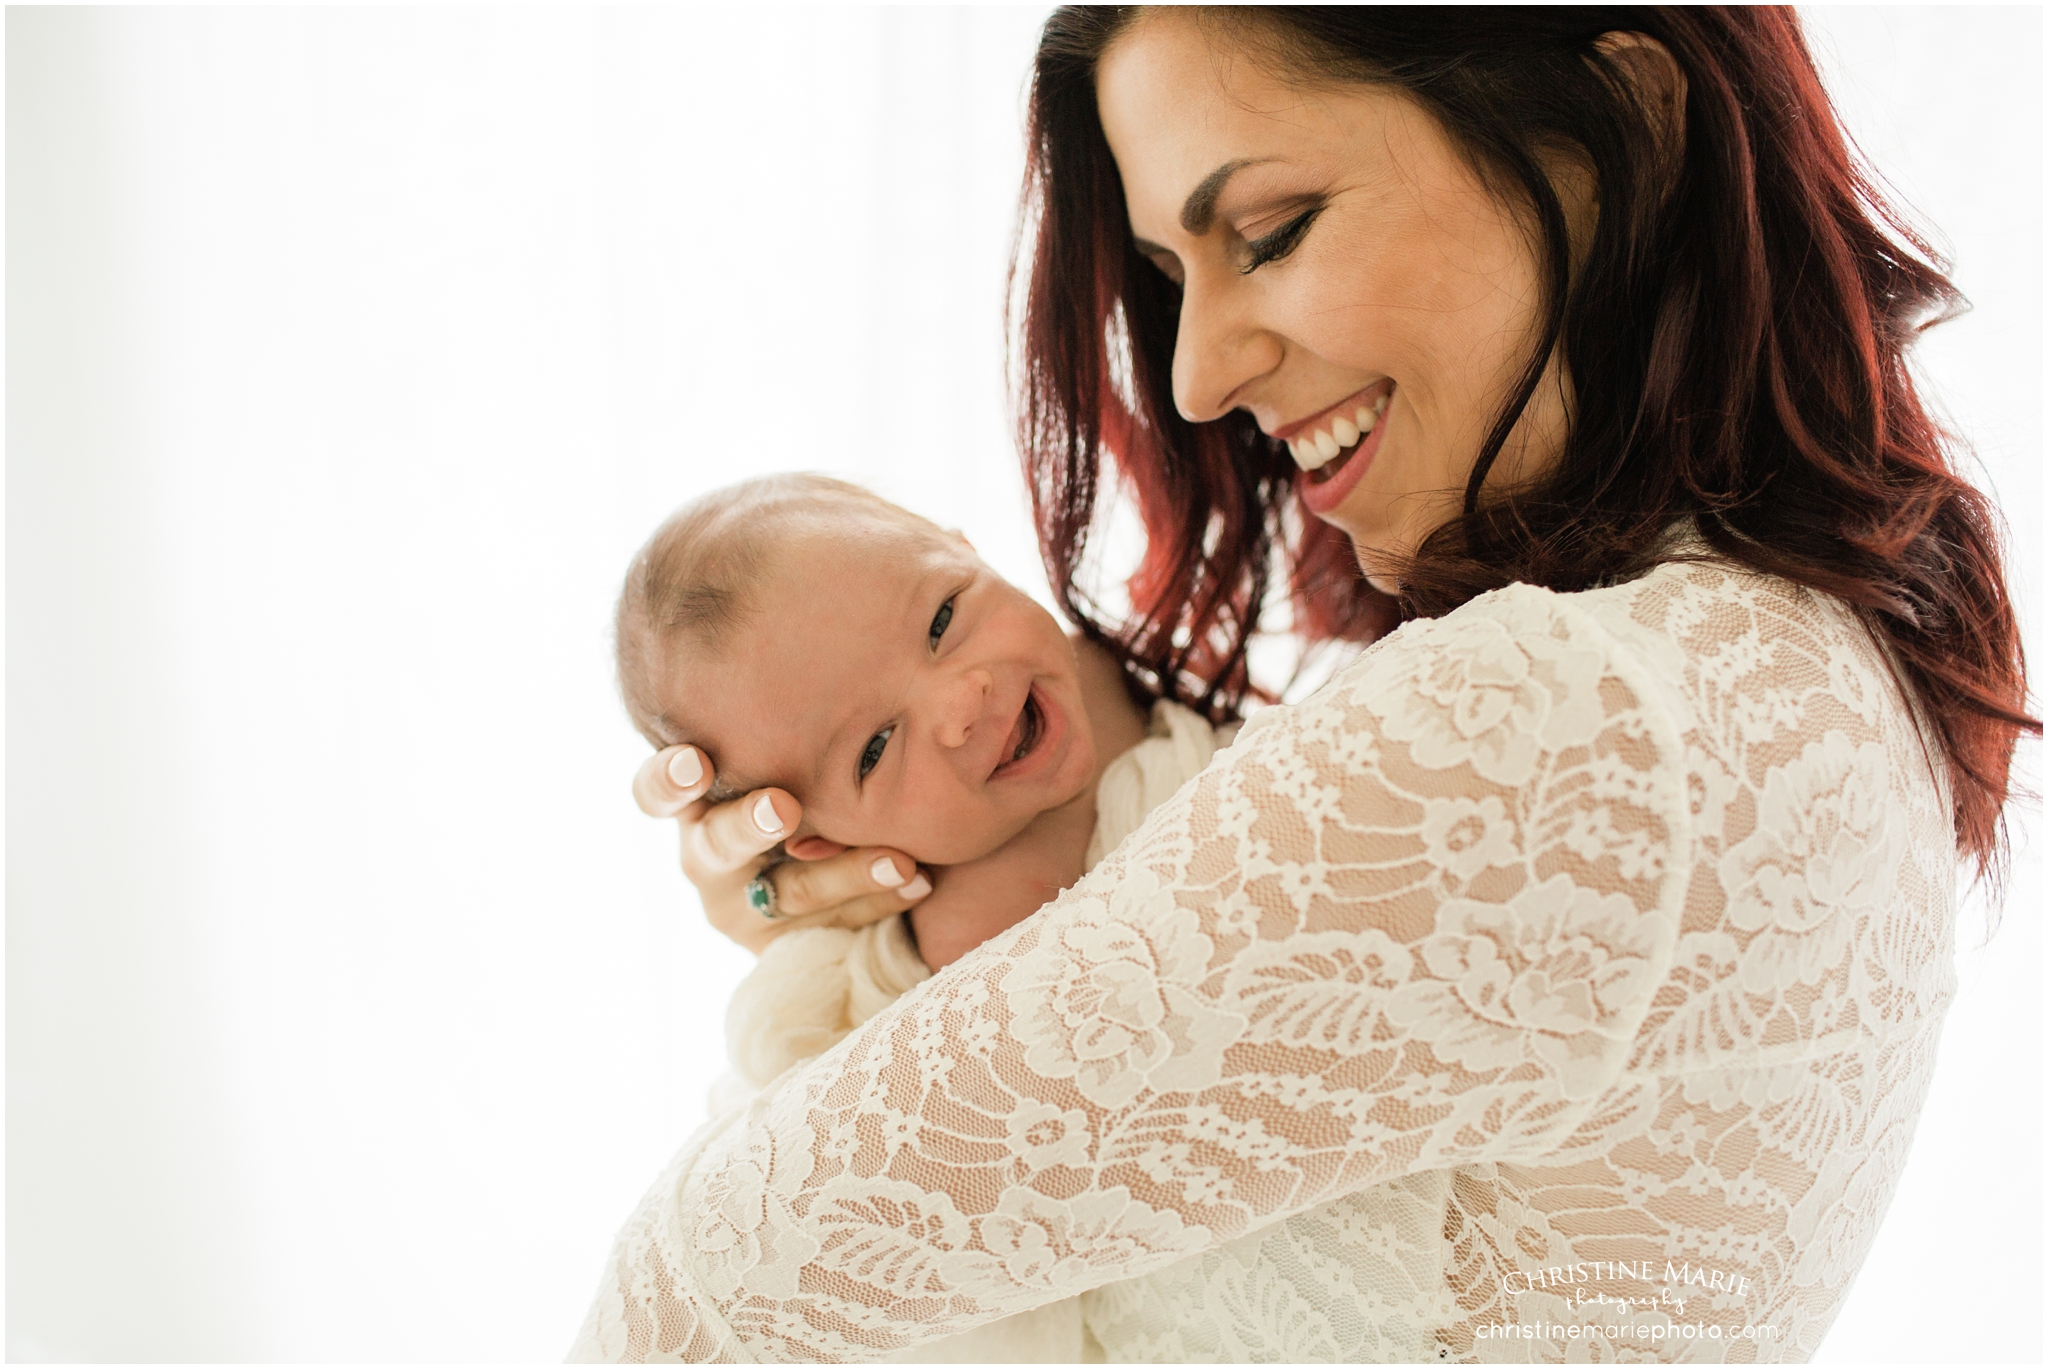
[633, 744, 933, 955]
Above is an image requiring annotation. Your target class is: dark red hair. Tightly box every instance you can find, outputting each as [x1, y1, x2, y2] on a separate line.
[1012, 5, 2034, 873]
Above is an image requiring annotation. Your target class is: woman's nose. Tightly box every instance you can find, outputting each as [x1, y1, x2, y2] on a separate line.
[931, 667, 994, 749]
[1171, 269, 1285, 423]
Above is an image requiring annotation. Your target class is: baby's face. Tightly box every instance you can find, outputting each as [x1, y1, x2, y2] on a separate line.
[667, 513, 1097, 866]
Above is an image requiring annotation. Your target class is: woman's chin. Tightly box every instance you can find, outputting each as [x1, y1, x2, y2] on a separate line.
[1361, 567, 1401, 596]
[1337, 529, 1403, 595]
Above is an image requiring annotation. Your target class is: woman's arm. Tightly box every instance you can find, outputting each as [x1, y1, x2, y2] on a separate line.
[574, 586, 1692, 1361]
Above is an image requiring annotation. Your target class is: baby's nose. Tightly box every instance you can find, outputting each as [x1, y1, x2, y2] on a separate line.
[933, 668, 994, 749]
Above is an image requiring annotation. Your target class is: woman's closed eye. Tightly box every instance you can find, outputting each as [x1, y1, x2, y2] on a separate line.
[1240, 206, 1322, 274]
[858, 725, 894, 782]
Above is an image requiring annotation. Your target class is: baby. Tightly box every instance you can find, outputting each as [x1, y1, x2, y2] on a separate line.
[615, 473, 1238, 1360]
[621, 469, 1135, 935]
[617, 471, 1245, 1055]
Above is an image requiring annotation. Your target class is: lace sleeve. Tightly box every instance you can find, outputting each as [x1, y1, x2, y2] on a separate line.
[571, 585, 1693, 1362]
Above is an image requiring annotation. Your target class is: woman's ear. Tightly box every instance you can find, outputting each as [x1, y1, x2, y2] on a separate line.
[1594, 32, 1688, 181]
[786, 834, 848, 860]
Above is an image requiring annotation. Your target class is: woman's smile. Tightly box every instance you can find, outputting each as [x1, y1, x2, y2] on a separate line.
[1274, 380, 1395, 516]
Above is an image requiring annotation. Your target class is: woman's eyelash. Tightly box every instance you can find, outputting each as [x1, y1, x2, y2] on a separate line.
[928, 596, 956, 650]
[858, 725, 894, 782]
[1240, 207, 1323, 274]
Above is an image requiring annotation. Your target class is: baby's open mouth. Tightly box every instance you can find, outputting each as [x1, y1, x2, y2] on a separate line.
[994, 689, 1042, 776]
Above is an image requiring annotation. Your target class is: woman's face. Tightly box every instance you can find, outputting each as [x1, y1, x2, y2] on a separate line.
[1095, 13, 1585, 589]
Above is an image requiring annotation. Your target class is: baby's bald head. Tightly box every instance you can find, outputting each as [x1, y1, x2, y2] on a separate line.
[614, 474, 954, 795]
[618, 473, 1097, 869]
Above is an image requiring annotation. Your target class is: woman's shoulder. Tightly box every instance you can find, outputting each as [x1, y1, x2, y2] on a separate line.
[1229, 549, 1887, 811]
[1218, 567, 1693, 815]
[1430, 545, 1820, 654]
[1538, 551, 1901, 745]
[1285, 557, 1735, 708]
[1219, 546, 1918, 834]
[1296, 552, 1867, 738]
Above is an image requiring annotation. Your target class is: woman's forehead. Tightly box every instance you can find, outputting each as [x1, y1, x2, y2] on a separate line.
[1098, 16, 1379, 221]
[1099, 11, 1322, 130]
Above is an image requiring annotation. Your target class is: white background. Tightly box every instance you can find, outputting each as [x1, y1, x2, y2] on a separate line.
[7, 7, 2039, 1362]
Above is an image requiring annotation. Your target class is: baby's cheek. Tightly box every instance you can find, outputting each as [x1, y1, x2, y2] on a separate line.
[896, 801, 1023, 868]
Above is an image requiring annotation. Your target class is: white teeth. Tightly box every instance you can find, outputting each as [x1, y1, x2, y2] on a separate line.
[1289, 437, 1331, 471]
[1288, 389, 1393, 472]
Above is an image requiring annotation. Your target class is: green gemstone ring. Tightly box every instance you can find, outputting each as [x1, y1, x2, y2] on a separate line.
[745, 873, 781, 920]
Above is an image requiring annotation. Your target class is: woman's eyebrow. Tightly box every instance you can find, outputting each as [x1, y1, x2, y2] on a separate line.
[1133, 157, 1283, 254]
[1179, 157, 1276, 233]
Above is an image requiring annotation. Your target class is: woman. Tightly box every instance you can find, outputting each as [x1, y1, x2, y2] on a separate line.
[580, 8, 2033, 1360]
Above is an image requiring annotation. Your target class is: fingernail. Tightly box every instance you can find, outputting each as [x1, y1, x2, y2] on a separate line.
[870, 856, 905, 887]
[899, 873, 932, 900]
[751, 793, 783, 836]
[667, 748, 704, 789]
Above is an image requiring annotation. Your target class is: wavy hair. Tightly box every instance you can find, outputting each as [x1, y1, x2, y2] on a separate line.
[1013, 5, 2035, 872]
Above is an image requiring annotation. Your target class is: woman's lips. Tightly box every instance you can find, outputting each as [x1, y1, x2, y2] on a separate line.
[1273, 381, 1387, 444]
[1297, 387, 1392, 517]
[989, 684, 1061, 783]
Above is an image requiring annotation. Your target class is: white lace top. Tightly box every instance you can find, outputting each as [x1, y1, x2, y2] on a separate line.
[571, 557, 1957, 1363]
[711, 699, 1239, 1362]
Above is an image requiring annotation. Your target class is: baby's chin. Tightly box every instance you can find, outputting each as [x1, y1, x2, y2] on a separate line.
[914, 759, 1096, 865]
[897, 804, 1043, 867]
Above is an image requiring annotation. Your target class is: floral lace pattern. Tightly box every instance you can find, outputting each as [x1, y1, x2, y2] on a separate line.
[571, 560, 1955, 1363]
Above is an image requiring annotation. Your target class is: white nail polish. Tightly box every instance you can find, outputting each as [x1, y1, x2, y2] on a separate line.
[871, 856, 905, 886]
[752, 794, 782, 836]
[667, 748, 703, 789]
[899, 873, 932, 900]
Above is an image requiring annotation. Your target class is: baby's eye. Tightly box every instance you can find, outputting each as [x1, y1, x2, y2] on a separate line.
[928, 596, 955, 651]
[858, 725, 894, 781]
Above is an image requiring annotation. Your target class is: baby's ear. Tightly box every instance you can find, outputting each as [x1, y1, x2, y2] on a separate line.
[786, 834, 848, 860]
